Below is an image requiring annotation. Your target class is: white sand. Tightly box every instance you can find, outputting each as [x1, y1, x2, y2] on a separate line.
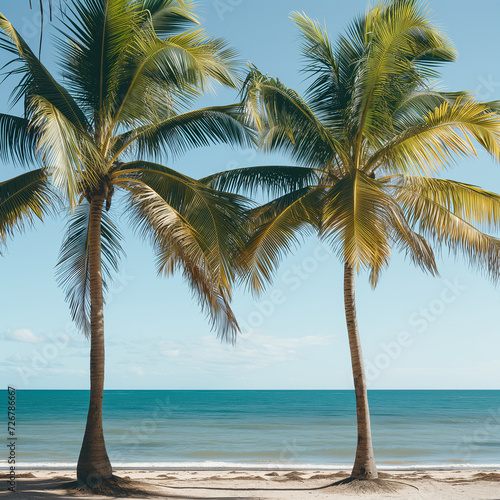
[5, 469, 500, 499]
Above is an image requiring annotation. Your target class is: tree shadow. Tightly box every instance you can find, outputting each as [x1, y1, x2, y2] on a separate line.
[156, 478, 412, 494]
[13, 473, 416, 498]
[12, 477, 251, 499]
[13, 475, 346, 499]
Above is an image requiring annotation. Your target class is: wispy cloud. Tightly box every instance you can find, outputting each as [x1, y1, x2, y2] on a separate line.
[3, 328, 45, 343]
[156, 333, 337, 372]
[124, 365, 145, 376]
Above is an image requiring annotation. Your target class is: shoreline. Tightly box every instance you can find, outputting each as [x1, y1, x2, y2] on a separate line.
[4, 468, 500, 499]
[3, 462, 500, 471]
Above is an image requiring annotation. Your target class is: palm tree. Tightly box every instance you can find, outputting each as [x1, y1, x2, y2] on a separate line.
[0, 0, 254, 489]
[204, 1, 500, 483]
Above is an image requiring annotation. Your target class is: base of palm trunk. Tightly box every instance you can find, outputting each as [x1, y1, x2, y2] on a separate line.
[331, 476, 415, 493]
[76, 452, 113, 489]
[64, 474, 135, 494]
[61, 474, 168, 496]
[351, 457, 378, 479]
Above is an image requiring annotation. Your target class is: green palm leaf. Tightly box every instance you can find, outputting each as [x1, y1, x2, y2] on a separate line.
[243, 187, 324, 293]
[0, 113, 39, 165]
[0, 168, 54, 244]
[58, 0, 138, 123]
[29, 94, 103, 204]
[201, 165, 319, 198]
[347, 0, 456, 152]
[109, 25, 240, 132]
[395, 176, 500, 280]
[0, 13, 89, 129]
[56, 200, 124, 336]
[367, 99, 500, 175]
[139, 0, 199, 37]
[118, 161, 250, 340]
[241, 68, 342, 168]
[321, 171, 392, 271]
[113, 104, 255, 160]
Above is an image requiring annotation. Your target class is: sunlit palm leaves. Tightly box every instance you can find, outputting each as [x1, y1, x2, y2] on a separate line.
[122, 162, 250, 337]
[215, 1, 500, 291]
[243, 187, 323, 293]
[0, 168, 55, 246]
[1, 0, 255, 340]
[113, 104, 254, 161]
[0, 85, 54, 252]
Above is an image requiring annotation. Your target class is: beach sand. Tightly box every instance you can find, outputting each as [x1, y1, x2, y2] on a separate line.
[5, 469, 500, 499]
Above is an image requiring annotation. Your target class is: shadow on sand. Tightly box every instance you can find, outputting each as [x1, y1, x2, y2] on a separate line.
[12, 474, 415, 499]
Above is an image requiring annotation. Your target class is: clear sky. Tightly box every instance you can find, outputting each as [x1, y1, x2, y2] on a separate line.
[1, 0, 499, 390]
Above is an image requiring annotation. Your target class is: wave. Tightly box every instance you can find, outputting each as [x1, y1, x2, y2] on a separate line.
[2, 461, 500, 471]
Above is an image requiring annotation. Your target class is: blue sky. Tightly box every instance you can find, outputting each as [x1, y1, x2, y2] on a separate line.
[1, 0, 500, 390]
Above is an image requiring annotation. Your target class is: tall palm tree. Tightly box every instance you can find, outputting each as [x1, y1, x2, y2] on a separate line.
[0, 0, 254, 489]
[204, 1, 500, 483]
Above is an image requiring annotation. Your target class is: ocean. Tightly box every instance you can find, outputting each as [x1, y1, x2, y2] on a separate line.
[3, 390, 500, 470]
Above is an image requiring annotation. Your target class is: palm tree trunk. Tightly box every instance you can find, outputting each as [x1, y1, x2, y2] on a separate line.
[344, 262, 378, 480]
[76, 193, 113, 486]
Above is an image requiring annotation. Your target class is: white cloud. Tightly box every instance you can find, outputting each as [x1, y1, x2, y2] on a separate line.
[156, 333, 337, 371]
[4, 328, 44, 343]
[161, 349, 180, 358]
[124, 366, 145, 376]
[28, 367, 86, 377]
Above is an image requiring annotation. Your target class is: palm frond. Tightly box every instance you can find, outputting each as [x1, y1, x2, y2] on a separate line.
[125, 182, 239, 341]
[200, 165, 319, 198]
[241, 68, 344, 168]
[58, 0, 138, 125]
[384, 186, 437, 283]
[0, 113, 39, 165]
[56, 200, 124, 336]
[139, 0, 199, 37]
[117, 161, 250, 340]
[110, 26, 240, 130]
[321, 171, 392, 272]
[243, 186, 324, 294]
[113, 104, 256, 160]
[0, 168, 54, 244]
[349, 0, 456, 152]
[0, 13, 89, 130]
[29, 94, 104, 206]
[290, 12, 345, 131]
[391, 175, 500, 232]
[394, 175, 500, 281]
[366, 99, 500, 175]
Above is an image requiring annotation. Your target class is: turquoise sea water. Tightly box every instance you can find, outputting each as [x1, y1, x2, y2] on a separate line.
[2, 390, 499, 469]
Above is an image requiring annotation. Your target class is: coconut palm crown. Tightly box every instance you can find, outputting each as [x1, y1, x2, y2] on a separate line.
[1, 0, 254, 487]
[204, 1, 500, 482]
